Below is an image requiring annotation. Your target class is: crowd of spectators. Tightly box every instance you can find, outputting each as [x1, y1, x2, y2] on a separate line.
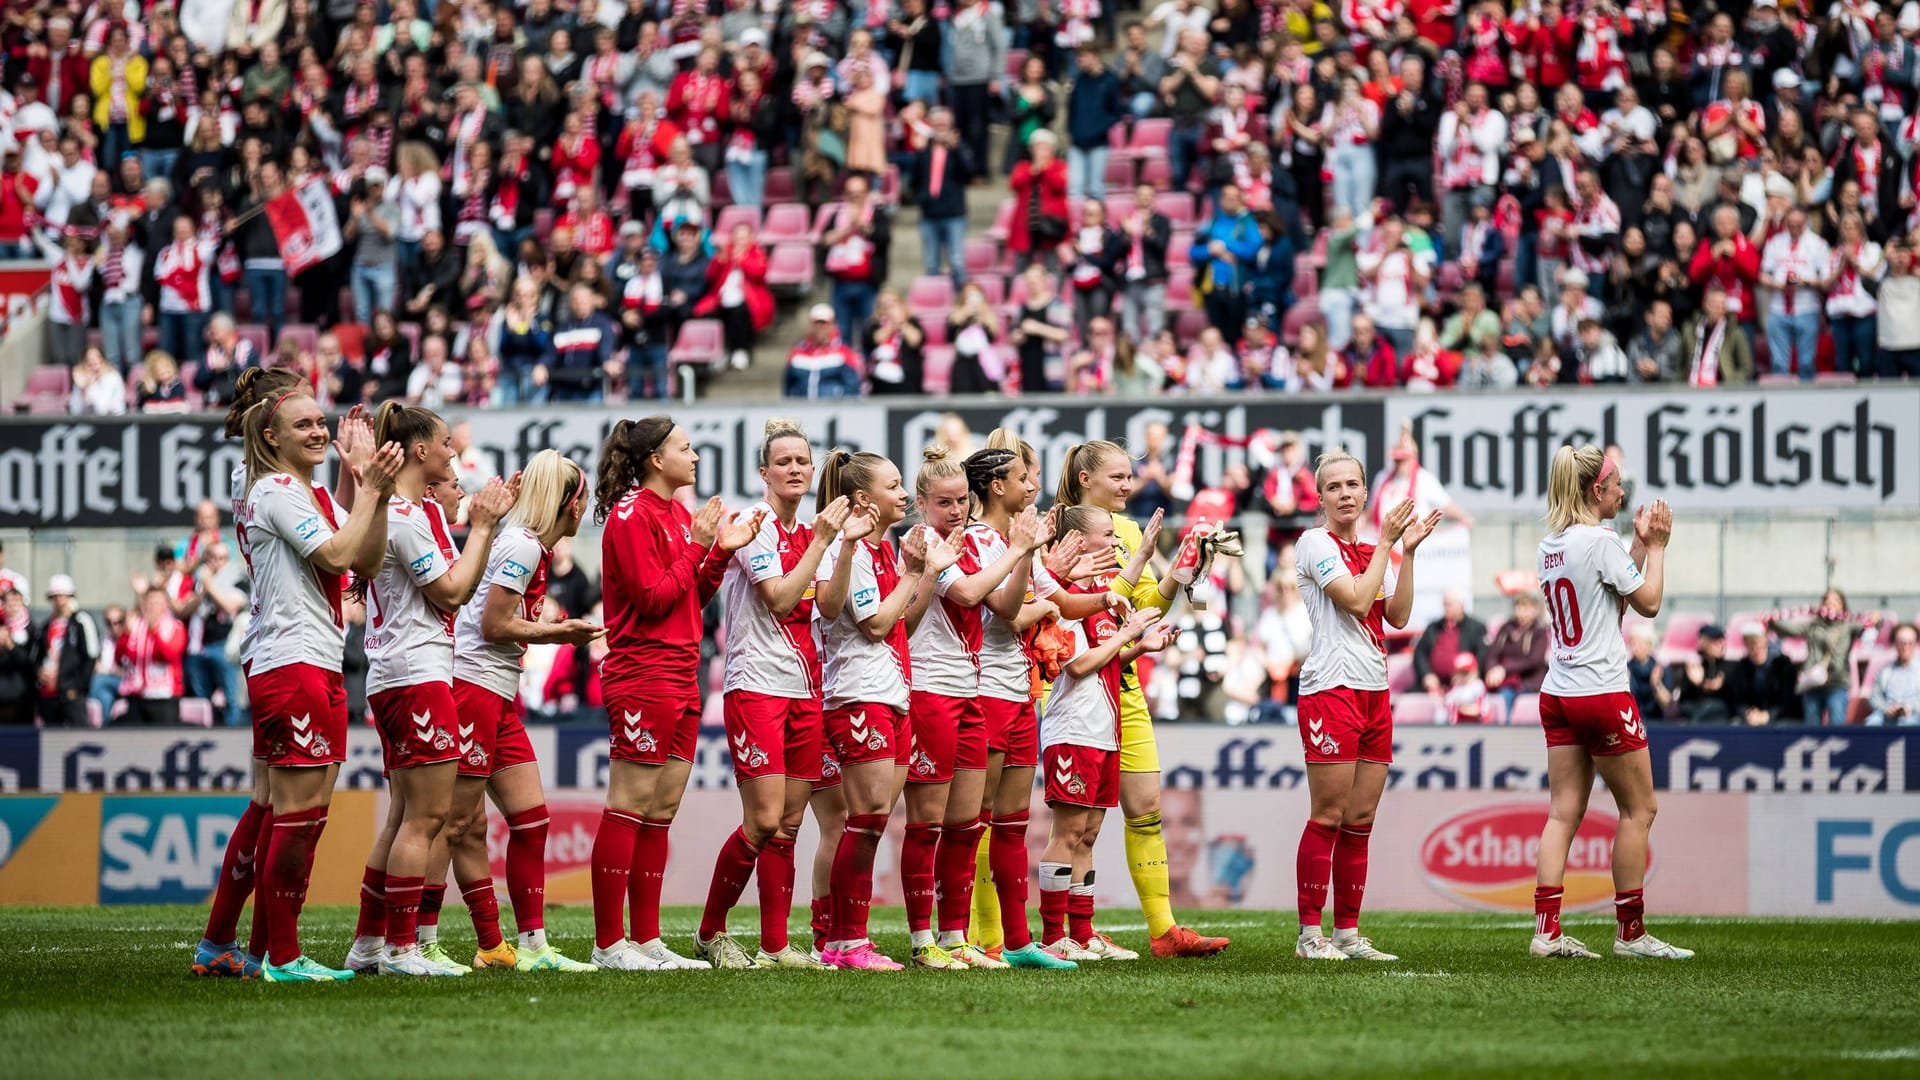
[16, 0, 1920, 412]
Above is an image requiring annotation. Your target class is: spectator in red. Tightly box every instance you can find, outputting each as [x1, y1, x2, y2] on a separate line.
[116, 585, 187, 726]
[26, 16, 89, 118]
[1699, 68, 1764, 162]
[783, 302, 863, 399]
[1346, 312, 1400, 387]
[1689, 203, 1761, 334]
[667, 46, 730, 174]
[693, 223, 773, 373]
[1008, 129, 1068, 273]
[1412, 590, 1489, 696]
[0, 148, 39, 259]
[1484, 591, 1550, 717]
[1411, 0, 1458, 50]
[34, 574, 99, 728]
[1506, 0, 1575, 91]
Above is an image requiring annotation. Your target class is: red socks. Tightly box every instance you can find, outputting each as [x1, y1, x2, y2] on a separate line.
[204, 801, 267, 945]
[246, 809, 273, 959]
[590, 809, 643, 949]
[419, 883, 445, 936]
[934, 815, 986, 934]
[989, 812, 1033, 949]
[354, 865, 387, 940]
[757, 837, 796, 953]
[1296, 820, 1338, 926]
[463, 878, 504, 949]
[810, 896, 832, 951]
[698, 827, 762, 941]
[263, 806, 327, 964]
[901, 821, 938, 933]
[385, 874, 426, 949]
[1038, 862, 1070, 944]
[831, 812, 888, 945]
[628, 817, 673, 943]
[1068, 884, 1095, 944]
[1535, 885, 1564, 939]
[504, 805, 550, 935]
[1615, 889, 1646, 942]
[1331, 823, 1372, 931]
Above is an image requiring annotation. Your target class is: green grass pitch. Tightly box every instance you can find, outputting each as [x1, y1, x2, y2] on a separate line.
[3, 907, 1916, 1079]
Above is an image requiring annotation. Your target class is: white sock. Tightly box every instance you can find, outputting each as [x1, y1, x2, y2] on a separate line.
[1333, 927, 1359, 944]
[352, 934, 384, 952]
[417, 924, 438, 945]
[1300, 924, 1323, 941]
[910, 929, 935, 948]
[518, 928, 547, 952]
[937, 930, 967, 949]
[825, 939, 852, 952]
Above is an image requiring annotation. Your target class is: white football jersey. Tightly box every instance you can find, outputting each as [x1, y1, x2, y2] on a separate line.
[907, 523, 979, 696]
[814, 539, 912, 712]
[1538, 524, 1645, 697]
[969, 522, 1057, 703]
[230, 464, 256, 666]
[721, 502, 819, 698]
[1038, 608, 1124, 751]
[1295, 527, 1395, 696]
[364, 497, 458, 696]
[452, 526, 549, 701]
[240, 473, 347, 676]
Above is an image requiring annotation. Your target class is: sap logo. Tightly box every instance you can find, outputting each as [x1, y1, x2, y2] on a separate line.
[852, 587, 879, 608]
[938, 566, 961, 586]
[1315, 556, 1337, 579]
[750, 552, 779, 576]
[98, 797, 249, 904]
[1817, 819, 1920, 905]
[0, 796, 56, 869]
[295, 515, 323, 542]
[500, 559, 531, 581]
[409, 552, 438, 577]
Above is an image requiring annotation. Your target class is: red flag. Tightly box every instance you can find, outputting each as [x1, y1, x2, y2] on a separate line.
[264, 179, 343, 276]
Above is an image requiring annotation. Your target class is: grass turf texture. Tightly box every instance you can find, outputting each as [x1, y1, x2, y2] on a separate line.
[3, 908, 1916, 1079]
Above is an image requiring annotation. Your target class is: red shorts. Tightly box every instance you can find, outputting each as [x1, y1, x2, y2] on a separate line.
[825, 701, 909, 769]
[1043, 743, 1119, 808]
[248, 663, 348, 767]
[451, 679, 539, 778]
[606, 692, 702, 765]
[814, 749, 843, 791]
[370, 682, 462, 771]
[906, 691, 986, 784]
[723, 689, 824, 783]
[982, 695, 1039, 768]
[1541, 691, 1648, 756]
[1297, 687, 1394, 764]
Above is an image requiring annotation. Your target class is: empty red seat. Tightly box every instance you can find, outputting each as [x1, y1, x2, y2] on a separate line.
[1154, 192, 1196, 229]
[26, 365, 70, 396]
[1508, 695, 1543, 726]
[761, 203, 813, 246]
[963, 238, 1000, 279]
[986, 200, 1016, 244]
[922, 344, 956, 393]
[1166, 230, 1195, 267]
[973, 274, 1006, 307]
[1129, 117, 1172, 159]
[1660, 612, 1716, 654]
[1164, 267, 1194, 308]
[713, 204, 762, 238]
[1138, 157, 1172, 190]
[1173, 308, 1210, 347]
[1294, 253, 1319, 298]
[764, 242, 816, 294]
[1281, 298, 1323, 346]
[906, 275, 953, 324]
[1102, 153, 1135, 192]
[1105, 192, 1138, 222]
[1395, 694, 1439, 724]
[764, 166, 797, 204]
[668, 319, 724, 369]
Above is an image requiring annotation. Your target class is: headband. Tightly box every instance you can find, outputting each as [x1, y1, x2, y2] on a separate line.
[1593, 454, 1617, 492]
[264, 391, 299, 425]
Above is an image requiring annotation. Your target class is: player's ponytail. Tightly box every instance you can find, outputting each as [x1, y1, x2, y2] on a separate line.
[816, 448, 887, 513]
[594, 415, 675, 524]
[1054, 503, 1103, 539]
[224, 366, 303, 439]
[372, 400, 443, 457]
[1055, 439, 1127, 507]
[239, 388, 313, 496]
[914, 442, 964, 499]
[509, 448, 587, 538]
[1545, 444, 1607, 534]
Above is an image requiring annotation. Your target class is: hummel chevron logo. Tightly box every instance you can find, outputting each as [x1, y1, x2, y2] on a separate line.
[1621, 711, 1643, 737]
[1054, 763, 1074, 784]
[289, 714, 311, 731]
[622, 710, 644, 744]
[459, 723, 474, 738]
[412, 712, 433, 733]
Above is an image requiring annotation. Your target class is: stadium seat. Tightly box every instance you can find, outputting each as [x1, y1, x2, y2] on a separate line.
[713, 204, 761, 238]
[1108, 123, 1129, 151]
[123, 362, 145, 407]
[1395, 694, 1439, 724]
[1154, 192, 1196, 229]
[1166, 231, 1195, 268]
[879, 165, 901, 203]
[810, 202, 845, 245]
[25, 393, 67, 413]
[1508, 695, 1543, 725]
[764, 242, 816, 296]
[760, 203, 813, 247]
[918, 318, 948, 346]
[1173, 308, 1209, 347]
[1281, 298, 1323, 346]
[1660, 612, 1716, 655]
[1814, 372, 1859, 384]
[708, 168, 731, 207]
[668, 319, 724, 370]
[1128, 117, 1172, 161]
[923, 344, 955, 393]
[1164, 267, 1194, 308]
[1483, 695, 1509, 725]
[1294, 253, 1319, 298]
[1105, 191, 1137, 222]
[26, 365, 70, 397]
[1387, 652, 1415, 693]
[179, 699, 215, 727]
[763, 166, 797, 204]
[1103, 153, 1135, 193]
[1495, 259, 1517, 300]
[974, 274, 1006, 307]
[986, 200, 1015, 244]
[84, 698, 103, 728]
[333, 322, 366, 360]
[1005, 47, 1028, 80]
[963, 238, 1000, 280]
[237, 323, 271, 357]
[280, 324, 318, 357]
[907, 275, 953, 323]
[533, 208, 554, 243]
[1436, 262, 1465, 295]
[1138, 157, 1172, 190]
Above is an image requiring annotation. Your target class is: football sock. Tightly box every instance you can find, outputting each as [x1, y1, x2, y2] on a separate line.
[756, 836, 796, 953]
[934, 815, 986, 934]
[1296, 820, 1338, 928]
[1068, 878, 1096, 944]
[628, 817, 673, 943]
[901, 821, 938, 934]
[1124, 812, 1176, 937]
[1535, 886, 1565, 939]
[384, 875, 426, 950]
[204, 801, 267, 945]
[831, 813, 887, 946]
[1615, 889, 1646, 942]
[698, 827, 761, 942]
[990, 812, 1033, 950]
[263, 806, 326, 964]
[589, 809, 642, 949]
[504, 805, 550, 935]
[1038, 862, 1071, 944]
[463, 878, 504, 950]
[1332, 823, 1373, 931]
[970, 829, 1002, 949]
[246, 809, 273, 960]
[353, 866, 387, 943]
[810, 896, 831, 952]
[417, 884, 445, 944]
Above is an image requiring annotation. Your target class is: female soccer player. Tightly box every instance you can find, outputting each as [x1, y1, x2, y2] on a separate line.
[193, 370, 366, 978]
[1052, 440, 1231, 958]
[440, 451, 604, 973]
[693, 420, 853, 971]
[344, 403, 515, 977]
[808, 450, 943, 969]
[1038, 505, 1178, 962]
[587, 416, 757, 971]
[239, 386, 403, 982]
[1292, 449, 1439, 962]
[1531, 446, 1689, 960]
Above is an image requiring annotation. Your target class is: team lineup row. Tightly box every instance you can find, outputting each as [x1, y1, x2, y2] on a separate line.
[187, 367, 1688, 981]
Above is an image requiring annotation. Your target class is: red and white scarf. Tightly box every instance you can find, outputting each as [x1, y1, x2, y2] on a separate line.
[1689, 318, 1726, 387]
[1854, 139, 1882, 211]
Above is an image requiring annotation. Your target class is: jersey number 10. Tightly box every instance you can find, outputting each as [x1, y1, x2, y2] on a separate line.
[1541, 578, 1583, 649]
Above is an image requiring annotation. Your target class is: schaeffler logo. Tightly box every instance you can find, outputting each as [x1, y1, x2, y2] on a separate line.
[1419, 802, 1651, 912]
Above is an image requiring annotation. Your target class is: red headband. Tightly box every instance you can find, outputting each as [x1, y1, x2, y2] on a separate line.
[1594, 454, 1617, 491]
[264, 391, 299, 425]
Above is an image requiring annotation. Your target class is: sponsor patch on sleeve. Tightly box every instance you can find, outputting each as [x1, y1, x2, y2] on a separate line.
[295, 515, 322, 542]
[750, 551, 779, 576]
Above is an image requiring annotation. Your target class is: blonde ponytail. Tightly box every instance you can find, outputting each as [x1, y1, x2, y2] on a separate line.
[1545, 444, 1608, 533]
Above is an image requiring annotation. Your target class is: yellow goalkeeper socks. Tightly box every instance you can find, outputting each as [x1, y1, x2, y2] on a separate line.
[969, 831, 1003, 949]
[1125, 812, 1176, 937]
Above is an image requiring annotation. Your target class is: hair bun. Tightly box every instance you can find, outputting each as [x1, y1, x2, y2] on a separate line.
[922, 444, 951, 463]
